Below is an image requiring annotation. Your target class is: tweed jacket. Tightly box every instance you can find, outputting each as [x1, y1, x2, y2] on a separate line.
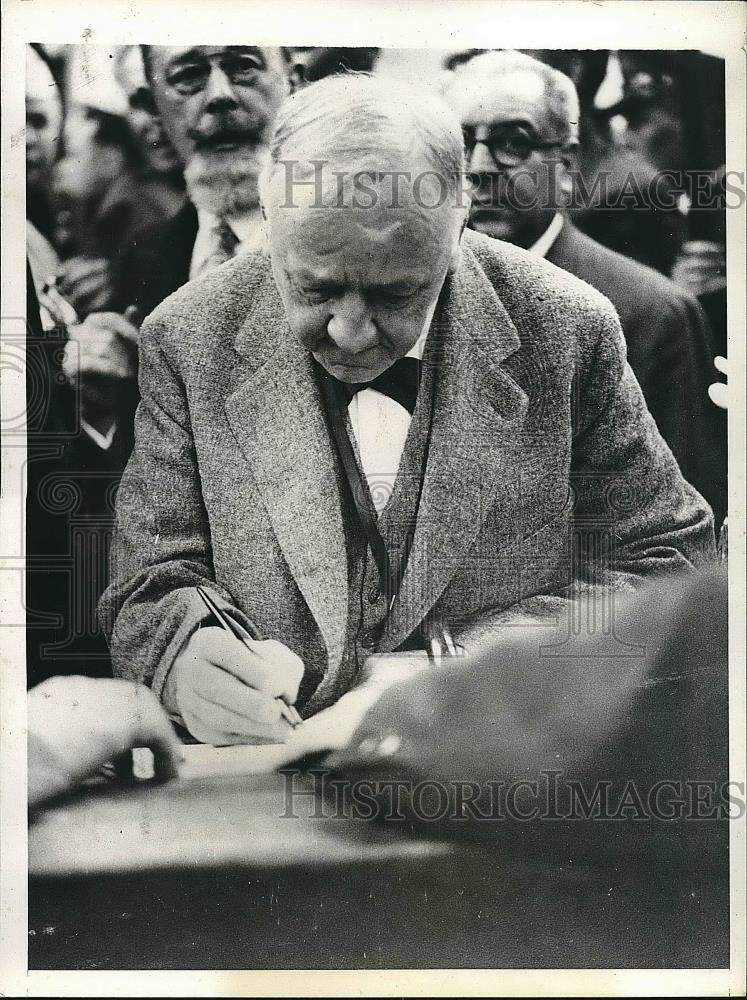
[99, 229, 715, 713]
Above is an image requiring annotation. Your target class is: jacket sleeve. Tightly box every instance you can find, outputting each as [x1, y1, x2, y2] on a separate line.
[456, 301, 716, 650]
[98, 317, 257, 699]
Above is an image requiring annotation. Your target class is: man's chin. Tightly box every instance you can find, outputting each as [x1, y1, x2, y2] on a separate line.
[184, 147, 268, 215]
[314, 354, 385, 384]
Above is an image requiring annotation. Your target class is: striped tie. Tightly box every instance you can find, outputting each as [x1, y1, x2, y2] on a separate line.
[195, 218, 240, 277]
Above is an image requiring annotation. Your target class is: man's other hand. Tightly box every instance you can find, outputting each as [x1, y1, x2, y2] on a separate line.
[28, 676, 182, 808]
[167, 627, 305, 746]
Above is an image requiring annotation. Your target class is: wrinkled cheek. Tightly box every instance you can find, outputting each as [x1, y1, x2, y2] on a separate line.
[285, 309, 327, 350]
[506, 171, 542, 211]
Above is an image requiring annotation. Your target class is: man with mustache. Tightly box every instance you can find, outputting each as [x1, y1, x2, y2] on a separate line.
[442, 50, 726, 526]
[111, 45, 289, 318]
[100, 75, 715, 747]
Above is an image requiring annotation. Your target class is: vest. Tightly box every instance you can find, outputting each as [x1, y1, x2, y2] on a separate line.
[302, 346, 438, 714]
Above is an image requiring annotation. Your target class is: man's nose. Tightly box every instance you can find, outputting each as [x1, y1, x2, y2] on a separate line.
[467, 140, 496, 174]
[204, 65, 239, 112]
[327, 295, 377, 351]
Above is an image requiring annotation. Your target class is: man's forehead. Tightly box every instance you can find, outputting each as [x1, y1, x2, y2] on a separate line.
[265, 151, 459, 214]
[270, 196, 456, 248]
[451, 66, 550, 123]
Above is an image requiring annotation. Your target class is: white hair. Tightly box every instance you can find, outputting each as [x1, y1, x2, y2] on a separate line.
[443, 50, 581, 144]
[260, 72, 467, 209]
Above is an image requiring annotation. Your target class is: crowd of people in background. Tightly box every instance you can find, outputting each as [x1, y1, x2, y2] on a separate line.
[25, 43, 728, 689]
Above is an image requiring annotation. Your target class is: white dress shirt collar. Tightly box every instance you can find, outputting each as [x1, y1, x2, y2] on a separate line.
[528, 212, 565, 259]
[405, 326, 429, 361]
[190, 207, 266, 279]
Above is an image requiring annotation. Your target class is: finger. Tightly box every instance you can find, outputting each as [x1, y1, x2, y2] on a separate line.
[246, 639, 305, 702]
[187, 691, 290, 745]
[62, 256, 110, 280]
[127, 686, 183, 780]
[189, 627, 277, 691]
[78, 357, 135, 380]
[714, 355, 728, 376]
[83, 312, 140, 345]
[681, 240, 724, 255]
[64, 273, 111, 304]
[708, 382, 728, 410]
[196, 665, 289, 738]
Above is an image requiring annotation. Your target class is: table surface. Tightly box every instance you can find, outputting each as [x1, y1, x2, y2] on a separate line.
[28, 750, 731, 970]
[29, 750, 453, 877]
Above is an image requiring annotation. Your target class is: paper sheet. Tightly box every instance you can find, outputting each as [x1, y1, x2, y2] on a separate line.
[133, 652, 433, 780]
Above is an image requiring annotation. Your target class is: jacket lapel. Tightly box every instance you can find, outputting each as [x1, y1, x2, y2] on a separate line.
[224, 271, 348, 675]
[383, 242, 529, 650]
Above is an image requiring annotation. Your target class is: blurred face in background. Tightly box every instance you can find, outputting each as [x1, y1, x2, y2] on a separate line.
[445, 63, 574, 248]
[145, 45, 288, 215]
[116, 46, 181, 176]
[26, 49, 62, 204]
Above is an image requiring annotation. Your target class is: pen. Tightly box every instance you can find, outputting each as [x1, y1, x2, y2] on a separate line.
[195, 586, 303, 728]
[424, 618, 462, 666]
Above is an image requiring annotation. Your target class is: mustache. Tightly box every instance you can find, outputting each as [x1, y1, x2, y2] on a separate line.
[187, 123, 265, 151]
[467, 173, 507, 204]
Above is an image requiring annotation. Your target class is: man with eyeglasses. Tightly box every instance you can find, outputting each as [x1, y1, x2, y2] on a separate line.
[110, 45, 289, 319]
[443, 50, 726, 525]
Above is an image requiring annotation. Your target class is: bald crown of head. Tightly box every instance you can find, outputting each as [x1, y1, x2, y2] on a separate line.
[259, 72, 469, 215]
[442, 49, 581, 148]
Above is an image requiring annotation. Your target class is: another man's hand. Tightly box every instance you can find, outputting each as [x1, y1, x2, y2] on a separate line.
[63, 311, 139, 384]
[167, 627, 305, 746]
[670, 240, 726, 298]
[62, 312, 140, 431]
[59, 256, 113, 315]
[28, 676, 182, 808]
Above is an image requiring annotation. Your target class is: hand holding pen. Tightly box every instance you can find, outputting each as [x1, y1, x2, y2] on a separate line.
[163, 587, 304, 746]
[196, 588, 303, 728]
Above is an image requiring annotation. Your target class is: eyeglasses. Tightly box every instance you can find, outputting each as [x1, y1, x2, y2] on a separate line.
[165, 50, 266, 96]
[462, 124, 568, 168]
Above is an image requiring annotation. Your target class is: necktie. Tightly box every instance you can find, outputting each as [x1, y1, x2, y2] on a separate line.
[195, 218, 240, 277]
[333, 356, 422, 415]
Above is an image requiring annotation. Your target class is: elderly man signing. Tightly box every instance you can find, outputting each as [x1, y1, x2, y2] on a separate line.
[100, 75, 714, 746]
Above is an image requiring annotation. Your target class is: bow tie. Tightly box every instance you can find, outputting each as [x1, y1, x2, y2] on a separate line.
[333, 356, 423, 415]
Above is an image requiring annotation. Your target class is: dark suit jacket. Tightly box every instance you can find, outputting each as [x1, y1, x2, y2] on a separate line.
[546, 220, 727, 525]
[100, 229, 715, 713]
[111, 201, 198, 320]
[25, 266, 131, 685]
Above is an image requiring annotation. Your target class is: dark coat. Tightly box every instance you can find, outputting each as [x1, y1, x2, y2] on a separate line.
[111, 201, 198, 320]
[546, 220, 727, 525]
